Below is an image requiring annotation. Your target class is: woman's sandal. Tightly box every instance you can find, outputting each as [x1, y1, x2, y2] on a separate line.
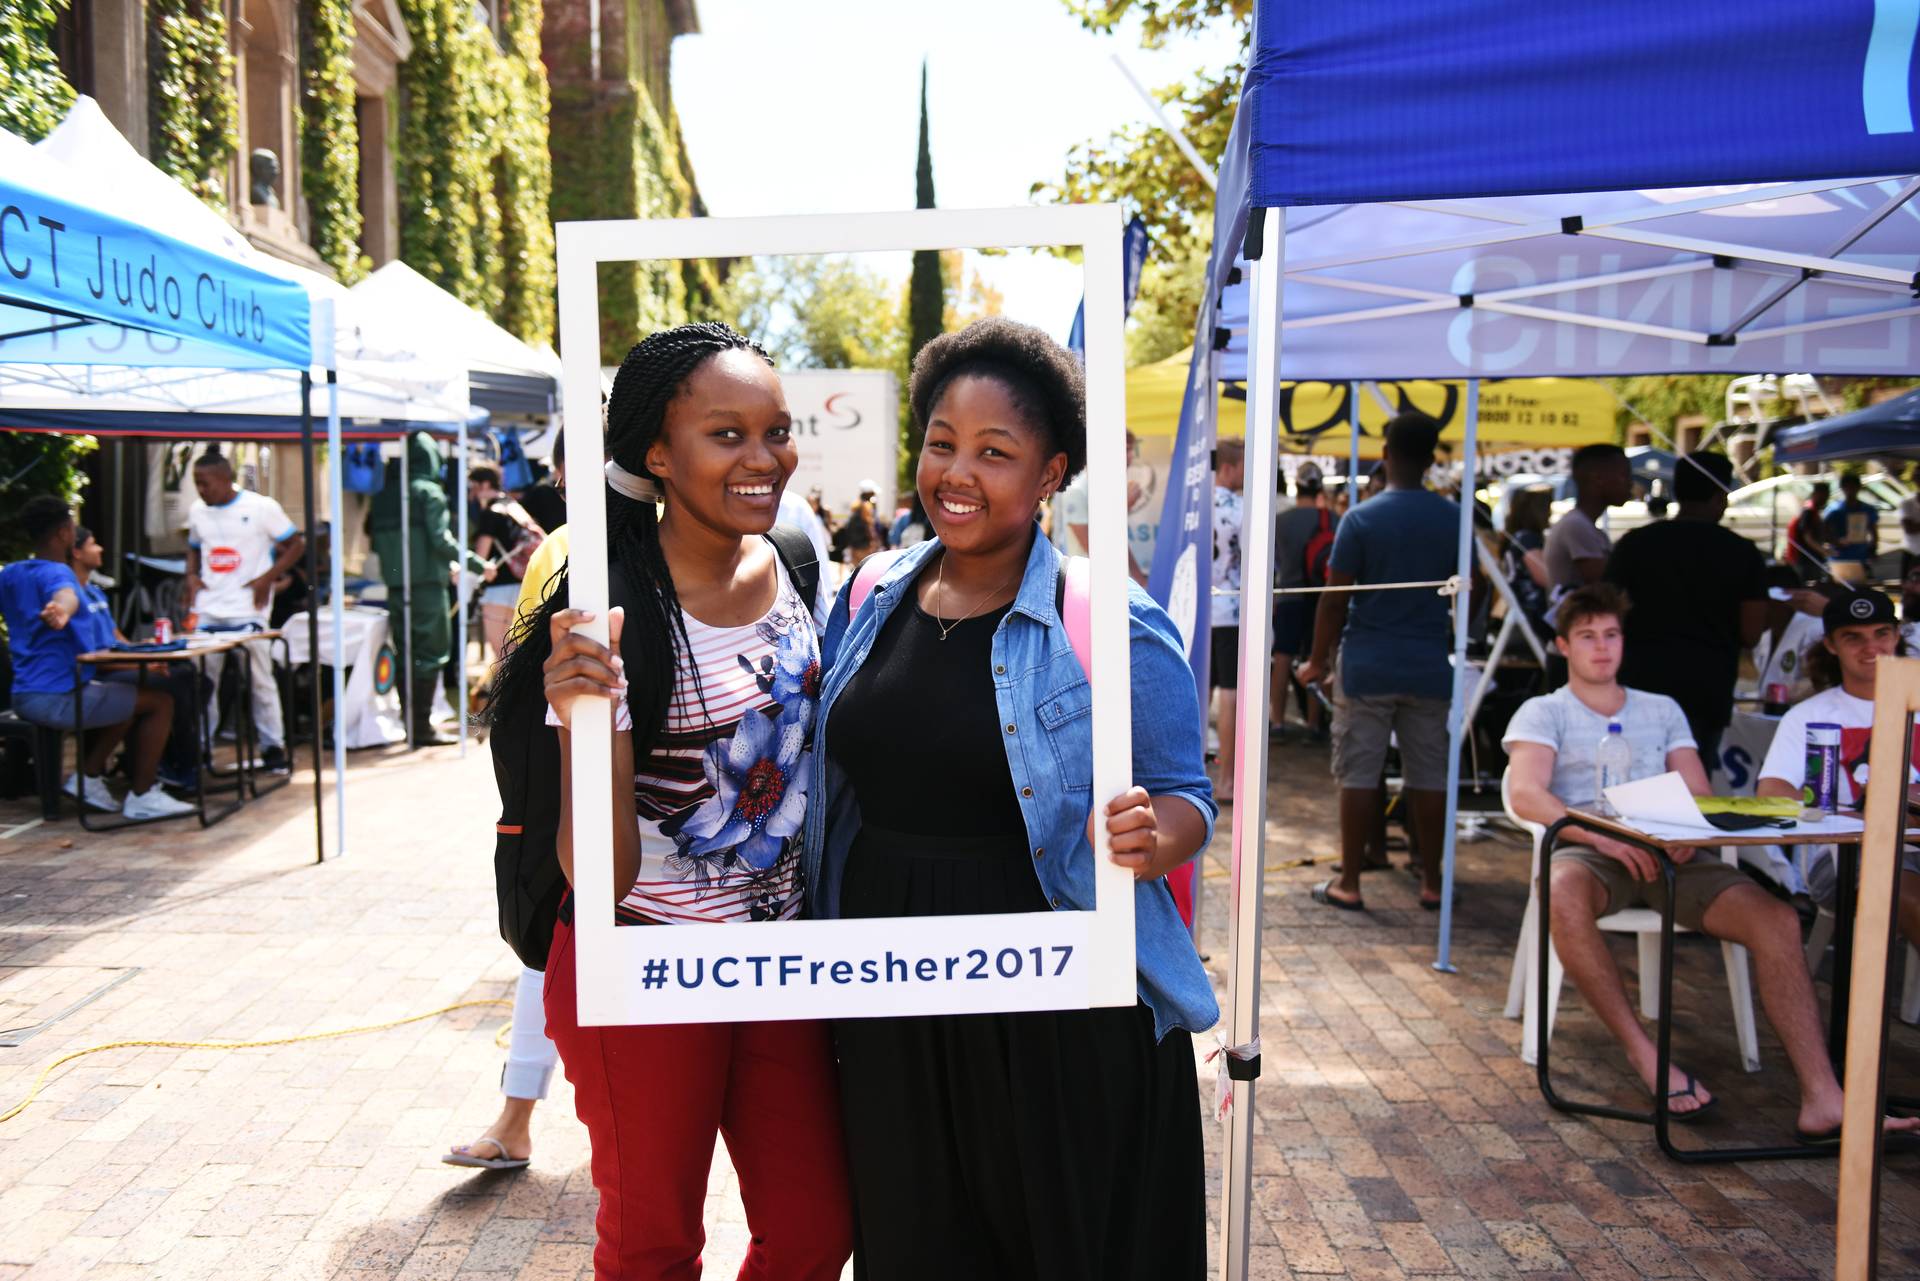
[442, 1136, 531, 1170]
[1310, 878, 1365, 912]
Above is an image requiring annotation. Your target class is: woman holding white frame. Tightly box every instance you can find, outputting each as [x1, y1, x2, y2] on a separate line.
[497, 322, 853, 1280]
[807, 318, 1218, 1279]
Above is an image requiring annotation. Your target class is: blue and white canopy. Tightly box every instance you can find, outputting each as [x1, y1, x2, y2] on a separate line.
[0, 123, 310, 369]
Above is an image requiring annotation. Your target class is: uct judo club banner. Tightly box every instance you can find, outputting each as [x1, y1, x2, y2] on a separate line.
[0, 174, 311, 368]
[1247, 0, 1920, 207]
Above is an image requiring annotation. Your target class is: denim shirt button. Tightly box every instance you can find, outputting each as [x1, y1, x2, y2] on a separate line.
[994, 664, 1005, 675]
[1021, 786, 1033, 798]
[1049, 896, 1060, 908]
[1034, 846, 1044, 859]
[1005, 723, 1016, 734]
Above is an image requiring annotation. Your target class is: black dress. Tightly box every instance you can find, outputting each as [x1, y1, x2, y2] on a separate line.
[828, 593, 1206, 1281]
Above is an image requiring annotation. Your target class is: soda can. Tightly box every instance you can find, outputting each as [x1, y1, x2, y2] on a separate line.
[1804, 723, 1843, 813]
[152, 617, 172, 645]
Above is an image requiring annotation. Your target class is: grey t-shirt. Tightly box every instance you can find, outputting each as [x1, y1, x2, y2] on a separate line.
[1544, 508, 1610, 594]
[1502, 685, 1696, 810]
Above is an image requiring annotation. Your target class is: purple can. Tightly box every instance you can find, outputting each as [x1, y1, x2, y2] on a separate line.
[1804, 723, 1843, 813]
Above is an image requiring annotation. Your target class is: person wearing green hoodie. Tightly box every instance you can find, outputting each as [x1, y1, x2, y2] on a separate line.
[366, 431, 489, 746]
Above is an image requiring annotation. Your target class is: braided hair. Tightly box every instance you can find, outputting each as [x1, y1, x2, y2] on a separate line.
[484, 322, 775, 756]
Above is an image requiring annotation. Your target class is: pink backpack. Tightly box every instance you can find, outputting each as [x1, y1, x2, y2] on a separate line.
[847, 550, 1093, 676]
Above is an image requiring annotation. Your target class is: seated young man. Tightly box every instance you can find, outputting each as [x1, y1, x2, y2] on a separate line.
[1757, 588, 1920, 954]
[0, 498, 195, 820]
[1503, 584, 1915, 1141]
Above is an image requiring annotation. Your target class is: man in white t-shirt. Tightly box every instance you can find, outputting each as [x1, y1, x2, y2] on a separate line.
[1503, 583, 1904, 1140]
[185, 453, 305, 769]
[1208, 440, 1245, 802]
[1758, 588, 1920, 954]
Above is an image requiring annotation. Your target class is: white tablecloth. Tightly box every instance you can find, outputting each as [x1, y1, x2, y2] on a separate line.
[280, 607, 405, 748]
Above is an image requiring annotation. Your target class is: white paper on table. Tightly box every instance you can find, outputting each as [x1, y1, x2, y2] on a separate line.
[1603, 771, 1720, 831]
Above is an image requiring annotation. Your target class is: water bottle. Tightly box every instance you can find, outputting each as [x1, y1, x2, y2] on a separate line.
[1595, 722, 1630, 816]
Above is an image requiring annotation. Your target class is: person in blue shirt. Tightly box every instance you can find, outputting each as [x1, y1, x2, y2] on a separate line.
[808, 318, 1217, 1280]
[1822, 470, 1880, 580]
[1, 498, 194, 820]
[70, 526, 201, 792]
[1297, 413, 1461, 912]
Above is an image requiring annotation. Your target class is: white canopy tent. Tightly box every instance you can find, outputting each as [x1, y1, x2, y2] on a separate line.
[1, 99, 489, 846]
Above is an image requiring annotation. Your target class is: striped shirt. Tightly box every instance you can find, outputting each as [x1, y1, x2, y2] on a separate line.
[553, 557, 818, 925]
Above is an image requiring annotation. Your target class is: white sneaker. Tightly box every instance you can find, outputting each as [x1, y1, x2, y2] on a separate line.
[122, 785, 197, 821]
[63, 772, 117, 812]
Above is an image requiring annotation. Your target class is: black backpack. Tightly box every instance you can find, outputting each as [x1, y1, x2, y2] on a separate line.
[493, 526, 820, 969]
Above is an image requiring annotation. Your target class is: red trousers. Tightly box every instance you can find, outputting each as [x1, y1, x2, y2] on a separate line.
[544, 917, 854, 1280]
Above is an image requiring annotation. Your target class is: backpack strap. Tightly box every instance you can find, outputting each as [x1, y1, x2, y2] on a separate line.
[1056, 556, 1092, 678]
[765, 525, 820, 616]
[846, 549, 907, 617]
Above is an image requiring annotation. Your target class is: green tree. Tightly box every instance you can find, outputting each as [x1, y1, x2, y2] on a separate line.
[1034, 1, 1249, 365]
[905, 62, 945, 456]
[0, 435, 94, 562]
[729, 256, 905, 373]
[0, 0, 74, 141]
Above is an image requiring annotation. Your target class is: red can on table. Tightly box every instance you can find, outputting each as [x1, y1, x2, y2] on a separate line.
[153, 617, 172, 645]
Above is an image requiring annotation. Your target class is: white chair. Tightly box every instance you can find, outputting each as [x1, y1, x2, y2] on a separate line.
[1802, 909, 1920, 1024]
[1501, 773, 1761, 1071]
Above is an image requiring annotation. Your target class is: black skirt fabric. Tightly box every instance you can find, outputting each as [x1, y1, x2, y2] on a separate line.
[834, 823, 1207, 1281]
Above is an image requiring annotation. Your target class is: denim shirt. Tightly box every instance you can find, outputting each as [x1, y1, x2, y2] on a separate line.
[802, 527, 1220, 1040]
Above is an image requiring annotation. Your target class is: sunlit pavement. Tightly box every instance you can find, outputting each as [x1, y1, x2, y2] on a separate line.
[1, 735, 1918, 1278]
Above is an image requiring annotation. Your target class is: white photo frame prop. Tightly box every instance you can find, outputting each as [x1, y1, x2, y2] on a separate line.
[557, 205, 1136, 1025]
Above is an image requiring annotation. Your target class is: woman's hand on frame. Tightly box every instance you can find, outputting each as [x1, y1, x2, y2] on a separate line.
[544, 606, 626, 730]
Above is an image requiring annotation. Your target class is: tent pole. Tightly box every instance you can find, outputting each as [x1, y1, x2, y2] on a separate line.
[1434, 378, 1480, 974]
[399, 438, 414, 750]
[325, 359, 348, 857]
[1221, 204, 1283, 1281]
[1349, 381, 1362, 504]
[457, 430, 469, 759]
[300, 373, 324, 865]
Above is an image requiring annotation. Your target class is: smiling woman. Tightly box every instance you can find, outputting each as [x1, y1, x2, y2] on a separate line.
[481, 321, 852, 1279]
[808, 317, 1218, 1280]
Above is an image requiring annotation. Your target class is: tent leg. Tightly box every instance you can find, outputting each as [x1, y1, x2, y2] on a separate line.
[300, 374, 325, 865]
[399, 439, 414, 751]
[1349, 380, 1362, 501]
[325, 363, 348, 858]
[456, 432, 469, 759]
[1220, 205, 1284, 1281]
[1434, 379, 1480, 974]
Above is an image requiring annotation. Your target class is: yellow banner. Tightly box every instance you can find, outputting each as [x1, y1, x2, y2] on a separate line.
[1124, 356, 1618, 458]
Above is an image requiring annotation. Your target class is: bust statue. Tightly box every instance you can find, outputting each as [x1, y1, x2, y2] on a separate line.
[249, 149, 281, 209]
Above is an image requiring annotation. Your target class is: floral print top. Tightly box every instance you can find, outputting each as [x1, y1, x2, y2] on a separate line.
[559, 559, 819, 925]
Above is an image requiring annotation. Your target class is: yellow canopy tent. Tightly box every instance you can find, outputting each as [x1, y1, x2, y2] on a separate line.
[1124, 354, 1618, 458]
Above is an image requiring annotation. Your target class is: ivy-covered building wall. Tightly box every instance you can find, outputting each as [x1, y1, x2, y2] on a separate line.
[543, 0, 719, 364]
[0, 0, 76, 140]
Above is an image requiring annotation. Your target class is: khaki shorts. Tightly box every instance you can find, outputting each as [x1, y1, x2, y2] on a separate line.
[1331, 687, 1451, 790]
[1551, 847, 1750, 930]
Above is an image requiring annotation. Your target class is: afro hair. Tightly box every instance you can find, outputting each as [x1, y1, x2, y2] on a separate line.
[908, 317, 1087, 484]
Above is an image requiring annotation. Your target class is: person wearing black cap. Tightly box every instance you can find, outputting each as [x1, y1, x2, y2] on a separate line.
[1759, 588, 1920, 982]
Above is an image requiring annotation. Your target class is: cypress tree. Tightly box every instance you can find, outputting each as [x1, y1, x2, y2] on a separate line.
[905, 61, 945, 457]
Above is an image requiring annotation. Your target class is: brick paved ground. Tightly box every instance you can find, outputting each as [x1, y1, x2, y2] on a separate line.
[1, 735, 1917, 1279]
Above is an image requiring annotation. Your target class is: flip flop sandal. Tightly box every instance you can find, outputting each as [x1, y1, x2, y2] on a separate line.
[1794, 1125, 1842, 1148]
[441, 1136, 530, 1170]
[1311, 878, 1365, 912]
[1658, 1073, 1718, 1125]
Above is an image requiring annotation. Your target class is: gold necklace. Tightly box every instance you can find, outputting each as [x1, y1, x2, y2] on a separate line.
[930, 553, 1019, 641]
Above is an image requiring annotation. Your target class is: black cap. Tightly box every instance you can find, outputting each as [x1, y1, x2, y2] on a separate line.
[1823, 588, 1897, 633]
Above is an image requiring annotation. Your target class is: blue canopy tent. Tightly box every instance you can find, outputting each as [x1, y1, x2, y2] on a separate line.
[1774, 388, 1920, 462]
[1188, 4, 1920, 1274]
[0, 122, 357, 858]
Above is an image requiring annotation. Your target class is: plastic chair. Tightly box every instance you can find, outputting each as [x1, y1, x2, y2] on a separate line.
[1502, 772, 1761, 1071]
